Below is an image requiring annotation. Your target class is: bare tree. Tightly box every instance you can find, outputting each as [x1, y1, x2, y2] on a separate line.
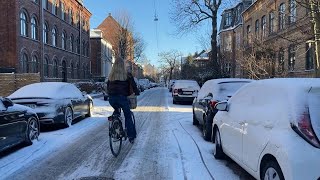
[133, 32, 147, 63]
[158, 50, 182, 81]
[170, 0, 240, 78]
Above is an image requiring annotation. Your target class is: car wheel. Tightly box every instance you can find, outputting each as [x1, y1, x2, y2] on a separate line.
[213, 128, 225, 159]
[25, 117, 39, 145]
[193, 113, 199, 125]
[86, 101, 93, 117]
[203, 112, 213, 141]
[261, 160, 284, 180]
[64, 107, 73, 127]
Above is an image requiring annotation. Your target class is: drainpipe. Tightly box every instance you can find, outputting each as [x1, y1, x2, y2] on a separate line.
[40, 0, 44, 82]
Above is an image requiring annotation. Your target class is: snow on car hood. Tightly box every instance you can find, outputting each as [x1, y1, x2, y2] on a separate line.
[8, 82, 83, 99]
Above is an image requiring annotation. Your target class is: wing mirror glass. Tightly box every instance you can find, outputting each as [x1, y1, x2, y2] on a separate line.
[3, 98, 14, 108]
[215, 101, 228, 111]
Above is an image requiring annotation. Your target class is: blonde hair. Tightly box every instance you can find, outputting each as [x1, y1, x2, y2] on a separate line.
[109, 57, 127, 81]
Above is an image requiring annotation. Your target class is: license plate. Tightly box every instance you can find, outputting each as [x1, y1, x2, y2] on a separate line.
[184, 92, 193, 95]
[25, 104, 36, 109]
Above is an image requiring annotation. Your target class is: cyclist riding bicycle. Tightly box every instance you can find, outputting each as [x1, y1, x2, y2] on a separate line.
[107, 57, 140, 144]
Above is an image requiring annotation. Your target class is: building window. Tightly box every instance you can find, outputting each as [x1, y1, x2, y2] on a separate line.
[76, 38, 80, 54]
[30, 55, 38, 73]
[83, 64, 86, 79]
[306, 42, 314, 70]
[44, 57, 49, 77]
[247, 25, 251, 44]
[31, 17, 38, 40]
[61, 2, 65, 20]
[70, 34, 74, 52]
[288, 45, 296, 71]
[53, 59, 58, 78]
[289, 0, 297, 24]
[52, 27, 57, 47]
[269, 12, 275, 34]
[82, 40, 86, 55]
[69, 9, 73, 25]
[62, 31, 66, 50]
[255, 20, 259, 37]
[20, 12, 28, 36]
[43, 0, 48, 9]
[20, 53, 28, 73]
[225, 12, 232, 26]
[52, 0, 57, 15]
[278, 48, 285, 73]
[76, 63, 80, 78]
[279, 3, 286, 30]
[261, 15, 267, 37]
[43, 23, 48, 43]
[70, 62, 74, 79]
[225, 63, 231, 74]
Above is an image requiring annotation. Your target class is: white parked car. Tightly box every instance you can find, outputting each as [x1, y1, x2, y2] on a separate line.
[212, 78, 320, 180]
[172, 80, 200, 104]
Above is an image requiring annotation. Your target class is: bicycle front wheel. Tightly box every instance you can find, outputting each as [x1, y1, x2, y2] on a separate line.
[109, 119, 123, 157]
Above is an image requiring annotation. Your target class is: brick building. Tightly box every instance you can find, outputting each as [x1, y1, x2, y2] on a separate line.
[0, 0, 91, 82]
[218, 0, 252, 78]
[97, 14, 134, 63]
[242, 0, 315, 78]
[90, 29, 114, 80]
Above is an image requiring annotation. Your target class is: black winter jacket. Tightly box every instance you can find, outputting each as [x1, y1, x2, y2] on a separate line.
[107, 73, 140, 96]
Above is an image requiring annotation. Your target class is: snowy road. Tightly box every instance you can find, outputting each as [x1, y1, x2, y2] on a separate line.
[0, 88, 254, 180]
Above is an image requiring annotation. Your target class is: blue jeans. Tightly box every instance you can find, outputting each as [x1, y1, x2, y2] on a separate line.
[109, 95, 136, 139]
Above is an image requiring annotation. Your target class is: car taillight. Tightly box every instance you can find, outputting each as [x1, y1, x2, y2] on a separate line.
[209, 100, 218, 109]
[292, 108, 320, 148]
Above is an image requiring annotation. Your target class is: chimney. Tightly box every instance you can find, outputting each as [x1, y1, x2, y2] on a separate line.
[108, 13, 111, 17]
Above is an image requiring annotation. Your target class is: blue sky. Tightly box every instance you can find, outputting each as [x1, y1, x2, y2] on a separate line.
[84, 0, 211, 67]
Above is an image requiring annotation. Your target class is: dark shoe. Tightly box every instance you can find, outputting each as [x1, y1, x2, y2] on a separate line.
[129, 137, 135, 144]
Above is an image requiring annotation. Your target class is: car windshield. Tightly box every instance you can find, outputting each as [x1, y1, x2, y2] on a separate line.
[174, 81, 199, 89]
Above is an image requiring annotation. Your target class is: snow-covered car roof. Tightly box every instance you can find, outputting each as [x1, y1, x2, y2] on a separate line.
[197, 78, 254, 100]
[8, 82, 83, 99]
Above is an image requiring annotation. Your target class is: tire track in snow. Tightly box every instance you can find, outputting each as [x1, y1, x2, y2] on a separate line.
[177, 120, 215, 180]
[172, 130, 188, 180]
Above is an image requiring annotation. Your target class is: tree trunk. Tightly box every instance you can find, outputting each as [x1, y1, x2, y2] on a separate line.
[211, 14, 221, 78]
[310, 0, 320, 77]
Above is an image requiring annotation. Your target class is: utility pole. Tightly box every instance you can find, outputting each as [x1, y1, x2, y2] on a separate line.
[310, 0, 320, 77]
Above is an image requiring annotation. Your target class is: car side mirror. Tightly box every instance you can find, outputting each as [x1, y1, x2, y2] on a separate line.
[215, 101, 228, 112]
[3, 98, 14, 108]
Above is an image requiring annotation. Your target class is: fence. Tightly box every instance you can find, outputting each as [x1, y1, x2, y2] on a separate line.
[0, 73, 40, 97]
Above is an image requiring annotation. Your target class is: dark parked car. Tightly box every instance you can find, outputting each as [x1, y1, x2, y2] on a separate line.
[192, 78, 253, 140]
[0, 97, 40, 152]
[8, 82, 93, 127]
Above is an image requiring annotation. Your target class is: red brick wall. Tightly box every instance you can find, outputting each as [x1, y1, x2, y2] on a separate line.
[90, 38, 102, 77]
[0, 1, 18, 69]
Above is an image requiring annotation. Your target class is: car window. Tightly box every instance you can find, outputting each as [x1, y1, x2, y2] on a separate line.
[198, 81, 211, 99]
[63, 84, 83, 99]
[216, 81, 250, 101]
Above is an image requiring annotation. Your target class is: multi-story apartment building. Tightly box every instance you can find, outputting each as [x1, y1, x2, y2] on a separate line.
[90, 29, 114, 80]
[0, 0, 91, 82]
[242, 0, 315, 78]
[218, 0, 252, 77]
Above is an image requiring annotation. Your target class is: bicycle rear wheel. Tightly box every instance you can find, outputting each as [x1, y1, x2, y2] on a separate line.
[109, 119, 123, 157]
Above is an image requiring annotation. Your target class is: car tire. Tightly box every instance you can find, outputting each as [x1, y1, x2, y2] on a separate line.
[104, 95, 108, 101]
[193, 113, 199, 125]
[213, 128, 225, 159]
[24, 116, 40, 146]
[64, 106, 74, 127]
[261, 160, 284, 180]
[203, 112, 213, 141]
[86, 101, 93, 117]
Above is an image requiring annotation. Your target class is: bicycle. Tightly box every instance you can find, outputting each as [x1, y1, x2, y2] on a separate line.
[108, 110, 136, 157]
